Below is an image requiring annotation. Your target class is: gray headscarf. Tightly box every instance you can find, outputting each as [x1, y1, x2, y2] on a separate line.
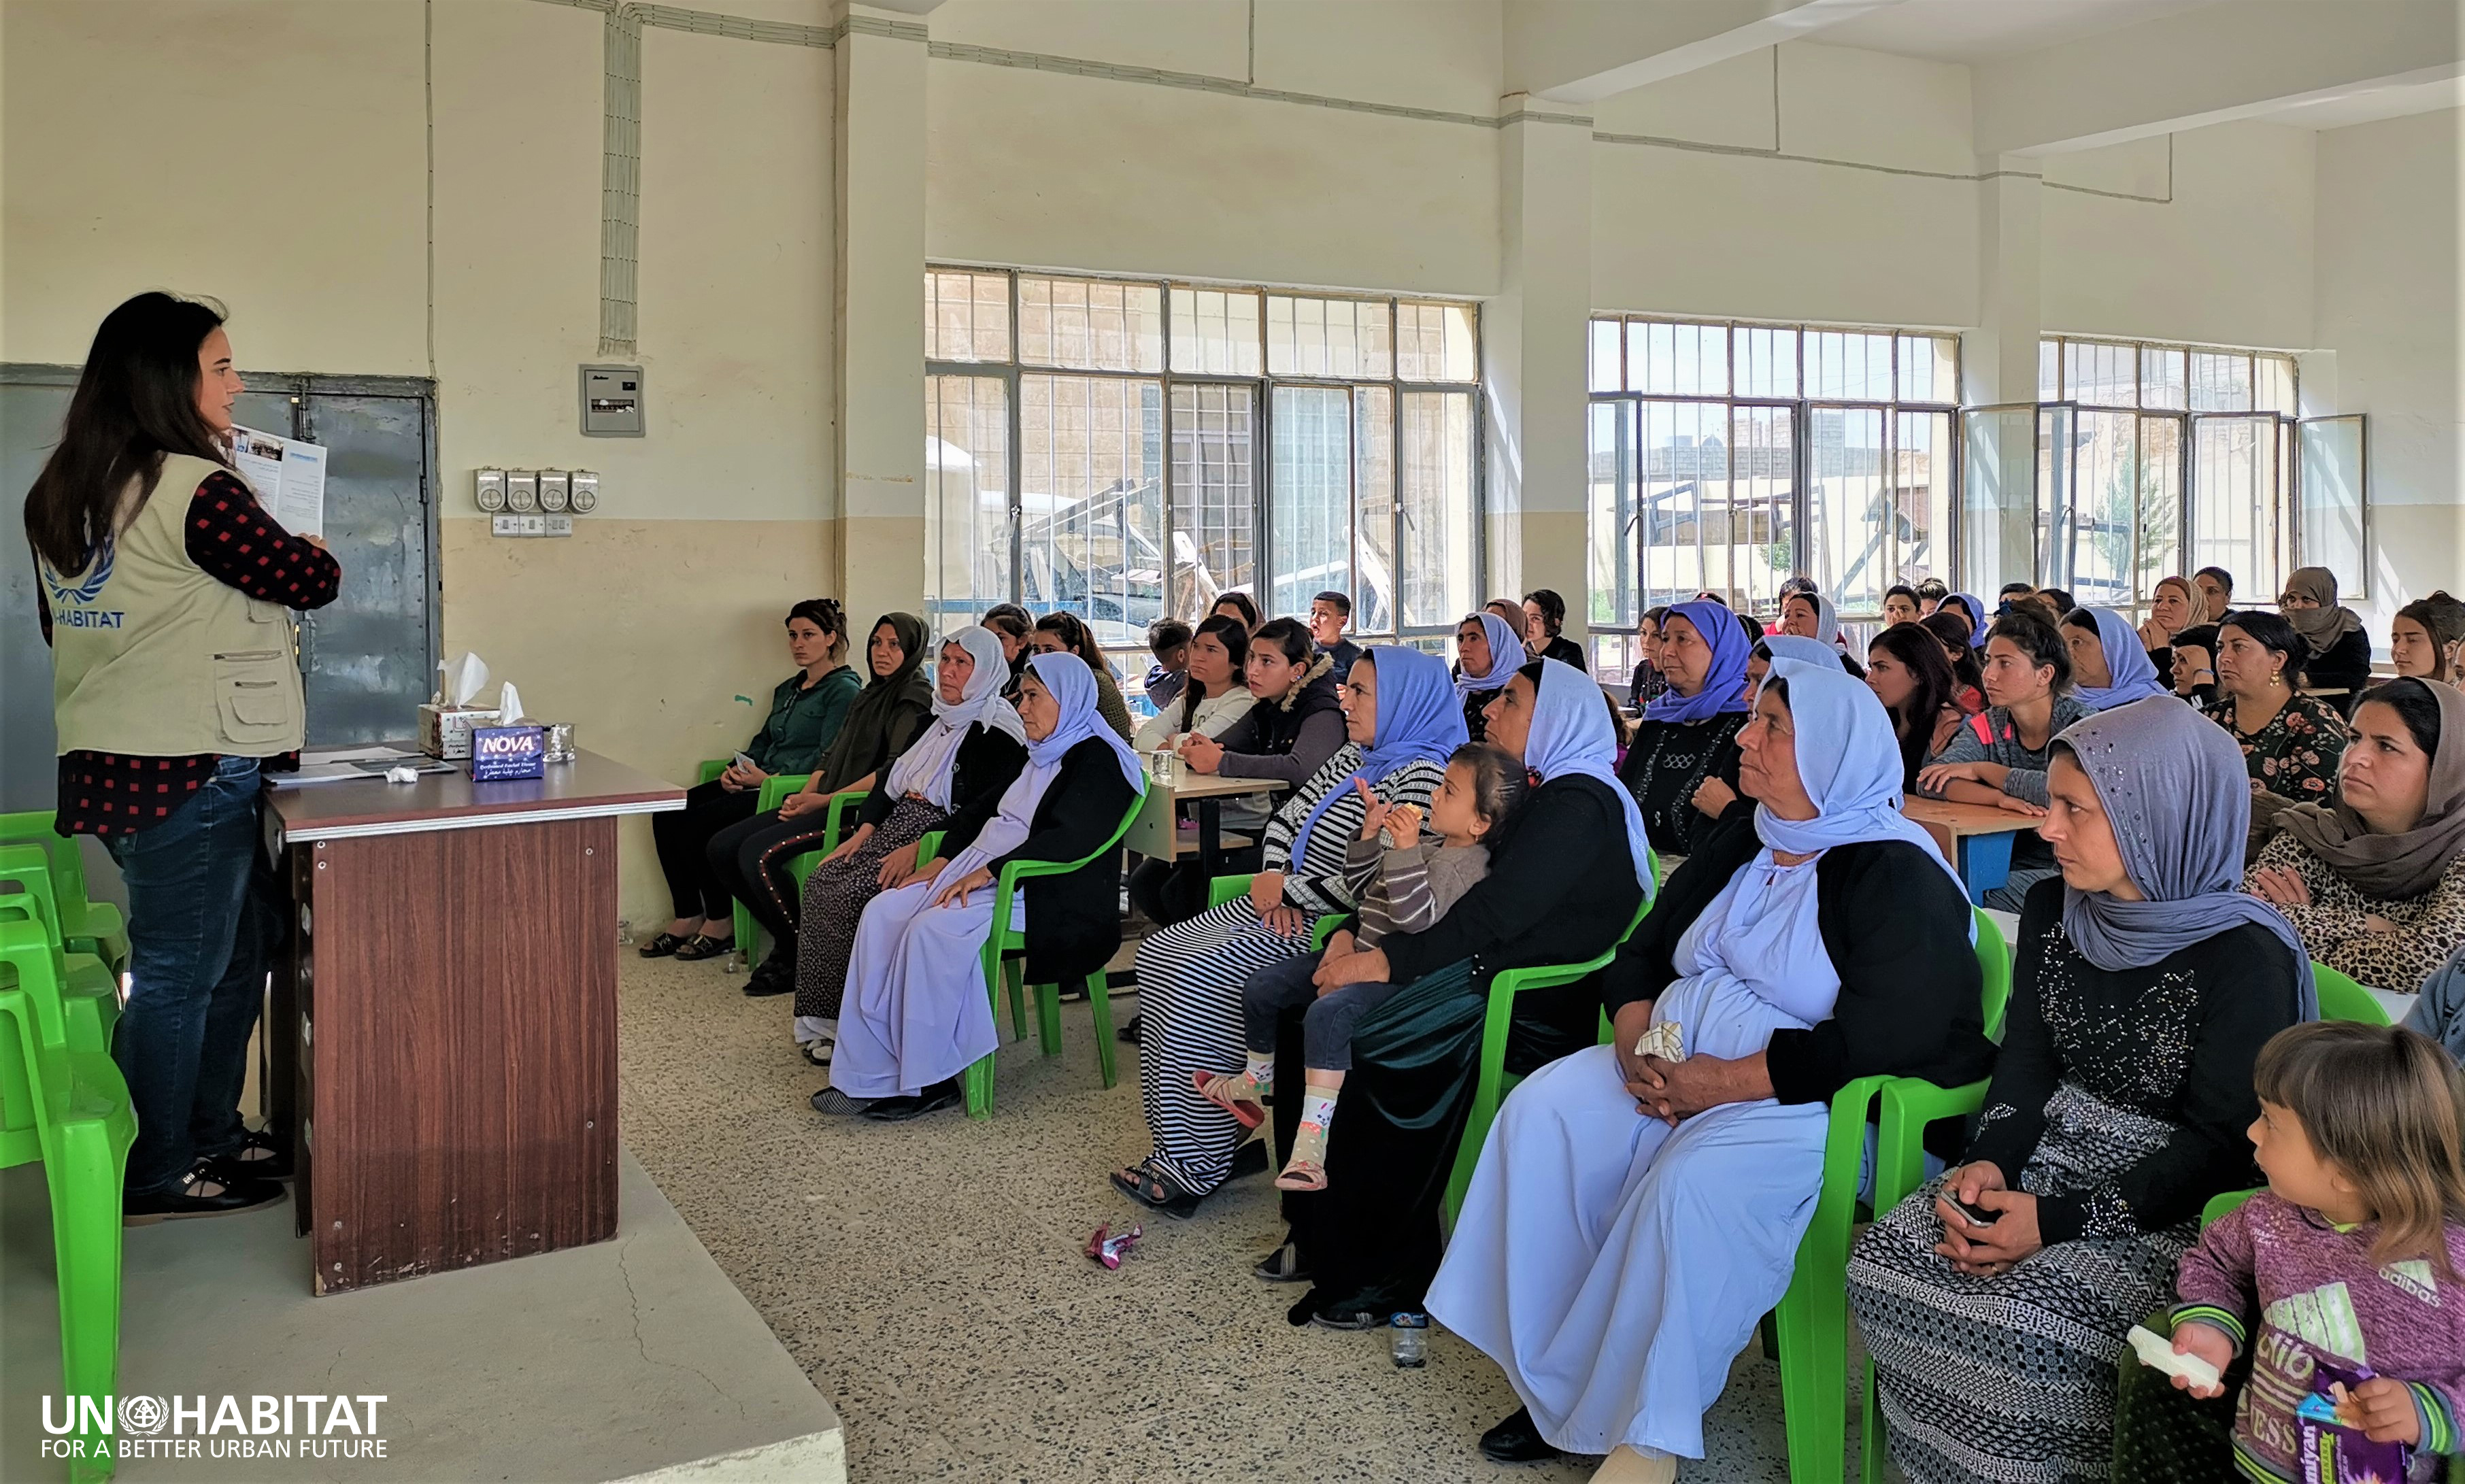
[2283, 566, 2364, 657]
[2056, 696, 2319, 1019]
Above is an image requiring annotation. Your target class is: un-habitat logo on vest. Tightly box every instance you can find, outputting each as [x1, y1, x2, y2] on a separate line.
[41, 541, 124, 629]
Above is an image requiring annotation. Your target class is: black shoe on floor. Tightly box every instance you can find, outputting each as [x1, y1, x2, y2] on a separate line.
[1478, 1407, 1560, 1464]
[123, 1164, 286, 1226]
[1252, 1241, 1311, 1283]
[1228, 1136, 1271, 1179]
[1116, 1013, 1142, 1045]
[203, 1126, 292, 1183]
[861, 1079, 961, 1122]
[741, 957, 794, 998]
[809, 1087, 871, 1117]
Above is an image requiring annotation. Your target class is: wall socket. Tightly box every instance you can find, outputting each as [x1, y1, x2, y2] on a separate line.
[477, 469, 598, 535]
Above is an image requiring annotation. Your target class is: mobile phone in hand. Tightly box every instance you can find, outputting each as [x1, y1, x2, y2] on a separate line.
[1950, 1194, 2000, 1228]
[731, 752, 757, 772]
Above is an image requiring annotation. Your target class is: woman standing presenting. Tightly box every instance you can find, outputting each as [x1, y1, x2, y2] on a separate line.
[27, 292, 341, 1219]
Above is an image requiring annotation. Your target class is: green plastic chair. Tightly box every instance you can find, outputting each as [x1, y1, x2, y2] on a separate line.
[1205, 873, 1347, 953]
[0, 813, 127, 973]
[2311, 962, 2391, 1025]
[960, 792, 1147, 1119]
[0, 849, 118, 1056]
[0, 916, 135, 1484]
[1441, 877, 1658, 1224]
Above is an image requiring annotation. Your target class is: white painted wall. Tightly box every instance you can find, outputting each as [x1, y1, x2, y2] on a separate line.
[2313, 107, 2464, 633]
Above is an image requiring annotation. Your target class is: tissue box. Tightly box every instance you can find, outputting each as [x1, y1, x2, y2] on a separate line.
[470, 725, 546, 781]
[418, 703, 494, 760]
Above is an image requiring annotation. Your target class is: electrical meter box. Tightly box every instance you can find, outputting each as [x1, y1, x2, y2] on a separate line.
[580, 364, 644, 437]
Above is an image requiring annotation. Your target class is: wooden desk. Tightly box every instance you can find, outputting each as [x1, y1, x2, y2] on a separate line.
[1902, 798, 2040, 907]
[265, 748, 683, 1294]
[1124, 769, 1286, 871]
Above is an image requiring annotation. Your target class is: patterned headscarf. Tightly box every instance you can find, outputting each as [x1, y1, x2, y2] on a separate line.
[1642, 600, 1754, 725]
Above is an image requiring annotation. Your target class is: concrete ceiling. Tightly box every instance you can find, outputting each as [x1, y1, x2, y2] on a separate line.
[1812, 0, 2231, 64]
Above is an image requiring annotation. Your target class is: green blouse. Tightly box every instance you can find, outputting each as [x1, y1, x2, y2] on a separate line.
[748, 666, 862, 777]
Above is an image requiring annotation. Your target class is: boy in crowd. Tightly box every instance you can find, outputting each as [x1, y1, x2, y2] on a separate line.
[1309, 591, 1362, 681]
[1144, 619, 1194, 711]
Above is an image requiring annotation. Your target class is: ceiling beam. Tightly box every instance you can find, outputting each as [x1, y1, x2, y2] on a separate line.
[1504, 0, 1905, 105]
[1973, 0, 2463, 154]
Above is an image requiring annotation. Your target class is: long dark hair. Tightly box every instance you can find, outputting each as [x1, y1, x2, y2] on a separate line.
[1921, 611, 1983, 694]
[25, 292, 233, 575]
[1033, 611, 1114, 677]
[1177, 613, 1250, 732]
[1869, 622, 1958, 783]
[1209, 591, 1261, 630]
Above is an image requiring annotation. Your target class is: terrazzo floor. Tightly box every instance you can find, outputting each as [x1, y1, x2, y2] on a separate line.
[619, 953, 1856, 1484]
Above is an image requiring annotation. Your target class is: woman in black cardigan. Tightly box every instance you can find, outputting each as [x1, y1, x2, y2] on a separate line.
[813, 652, 1142, 1122]
[788, 626, 1028, 1063]
[1265, 658, 1647, 1321]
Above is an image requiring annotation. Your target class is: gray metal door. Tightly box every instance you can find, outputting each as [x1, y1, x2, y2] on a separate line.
[1, 366, 438, 809]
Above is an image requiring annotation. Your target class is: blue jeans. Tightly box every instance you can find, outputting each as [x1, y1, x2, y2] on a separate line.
[104, 756, 269, 1194]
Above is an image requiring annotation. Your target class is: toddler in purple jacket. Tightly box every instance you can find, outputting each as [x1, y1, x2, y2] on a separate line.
[2158, 1022, 2465, 1483]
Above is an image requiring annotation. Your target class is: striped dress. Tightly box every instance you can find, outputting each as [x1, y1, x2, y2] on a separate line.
[1130, 747, 1446, 1196]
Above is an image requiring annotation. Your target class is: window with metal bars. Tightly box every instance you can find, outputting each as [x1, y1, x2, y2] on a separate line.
[926, 269, 1481, 702]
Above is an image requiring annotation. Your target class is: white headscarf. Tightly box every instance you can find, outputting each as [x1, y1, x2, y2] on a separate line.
[941, 652, 1145, 885]
[884, 626, 1026, 807]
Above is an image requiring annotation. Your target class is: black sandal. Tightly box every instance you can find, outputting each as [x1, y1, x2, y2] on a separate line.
[801, 1038, 833, 1066]
[637, 931, 690, 958]
[1110, 1160, 1202, 1220]
[1252, 1241, 1311, 1283]
[671, 933, 734, 962]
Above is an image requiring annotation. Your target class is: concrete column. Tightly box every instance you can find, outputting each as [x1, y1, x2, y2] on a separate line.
[1485, 94, 1595, 643]
[1959, 155, 2043, 592]
[833, 5, 928, 626]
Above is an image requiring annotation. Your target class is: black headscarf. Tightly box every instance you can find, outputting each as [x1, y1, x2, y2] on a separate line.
[813, 611, 933, 792]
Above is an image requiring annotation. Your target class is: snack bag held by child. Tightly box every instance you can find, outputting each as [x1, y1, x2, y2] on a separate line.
[2148, 1023, 2465, 1484]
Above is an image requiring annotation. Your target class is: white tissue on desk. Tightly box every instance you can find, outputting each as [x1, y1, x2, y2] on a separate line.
[437, 652, 492, 707]
[385, 765, 420, 784]
[495, 682, 524, 726]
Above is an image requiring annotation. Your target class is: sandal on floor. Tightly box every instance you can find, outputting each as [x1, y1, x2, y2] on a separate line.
[1273, 1158, 1326, 1193]
[205, 1126, 293, 1183]
[1190, 1069, 1267, 1130]
[799, 1038, 833, 1066]
[1110, 1161, 1202, 1221]
[671, 934, 734, 962]
[637, 931, 690, 958]
[1252, 1242, 1311, 1283]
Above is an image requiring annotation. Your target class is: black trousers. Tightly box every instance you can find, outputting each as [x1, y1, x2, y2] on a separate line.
[708, 807, 839, 956]
[651, 779, 758, 920]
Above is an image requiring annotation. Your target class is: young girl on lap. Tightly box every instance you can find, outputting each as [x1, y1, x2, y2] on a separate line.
[1197, 743, 1526, 1191]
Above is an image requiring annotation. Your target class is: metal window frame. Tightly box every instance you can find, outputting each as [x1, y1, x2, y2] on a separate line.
[924, 266, 1484, 648]
[1583, 315, 1964, 639]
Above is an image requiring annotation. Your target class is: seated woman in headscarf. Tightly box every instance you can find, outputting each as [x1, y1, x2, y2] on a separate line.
[1432, 657, 1990, 1482]
[1264, 658, 1650, 1327]
[2245, 677, 2465, 992]
[703, 612, 934, 977]
[1777, 588, 1864, 678]
[1941, 592, 1990, 649]
[1616, 600, 1752, 858]
[1917, 610, 2094, 911]
[788, 626, 1027, 1066]
[810, 652, 1143, 1122]
[2060, 606, 2173, 711]
[1849, 697, 2309, 1484]
[1453, 609, 1523, 741]
[1114, 646, 1464, 1215]
[2280, 564, 2373, 703]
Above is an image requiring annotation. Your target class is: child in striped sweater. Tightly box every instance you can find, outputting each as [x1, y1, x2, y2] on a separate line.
[2156, 1022, 2465, 1483]
[1197, 743, 1525, 1192]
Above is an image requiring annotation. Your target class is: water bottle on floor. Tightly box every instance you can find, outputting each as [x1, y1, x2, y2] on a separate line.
[1390, 1311, 1428, 1368]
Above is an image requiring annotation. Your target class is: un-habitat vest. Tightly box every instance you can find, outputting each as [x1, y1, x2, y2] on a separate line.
[46, 453, 307, 757]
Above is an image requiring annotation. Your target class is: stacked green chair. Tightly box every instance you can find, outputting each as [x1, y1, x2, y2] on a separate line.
[960, 793, 1147, 1119]
[0, 815, 127, 973]
[0, 915, 135, 1484]
[0, 847, 120, 1056]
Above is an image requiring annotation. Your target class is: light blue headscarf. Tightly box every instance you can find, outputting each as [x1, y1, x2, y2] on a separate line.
[1294, 646, 1469, 864]
[1642, 600, 1754, 725]
[1526, 658, 1655, 894]
[1945, 592, 1990, 647]
[1454, 611, 1524, 702]
[1756, 658, 1965, 898]
[2056, 696, 2317, 1019]
[2071, 608, 2172, 711]
[1023, 652, 1144, 789]
[1760, 635, 1843, 670]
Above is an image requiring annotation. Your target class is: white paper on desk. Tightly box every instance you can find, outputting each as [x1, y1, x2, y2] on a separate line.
[300, 745, 415, 766]
[229, 424, 327, 539]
